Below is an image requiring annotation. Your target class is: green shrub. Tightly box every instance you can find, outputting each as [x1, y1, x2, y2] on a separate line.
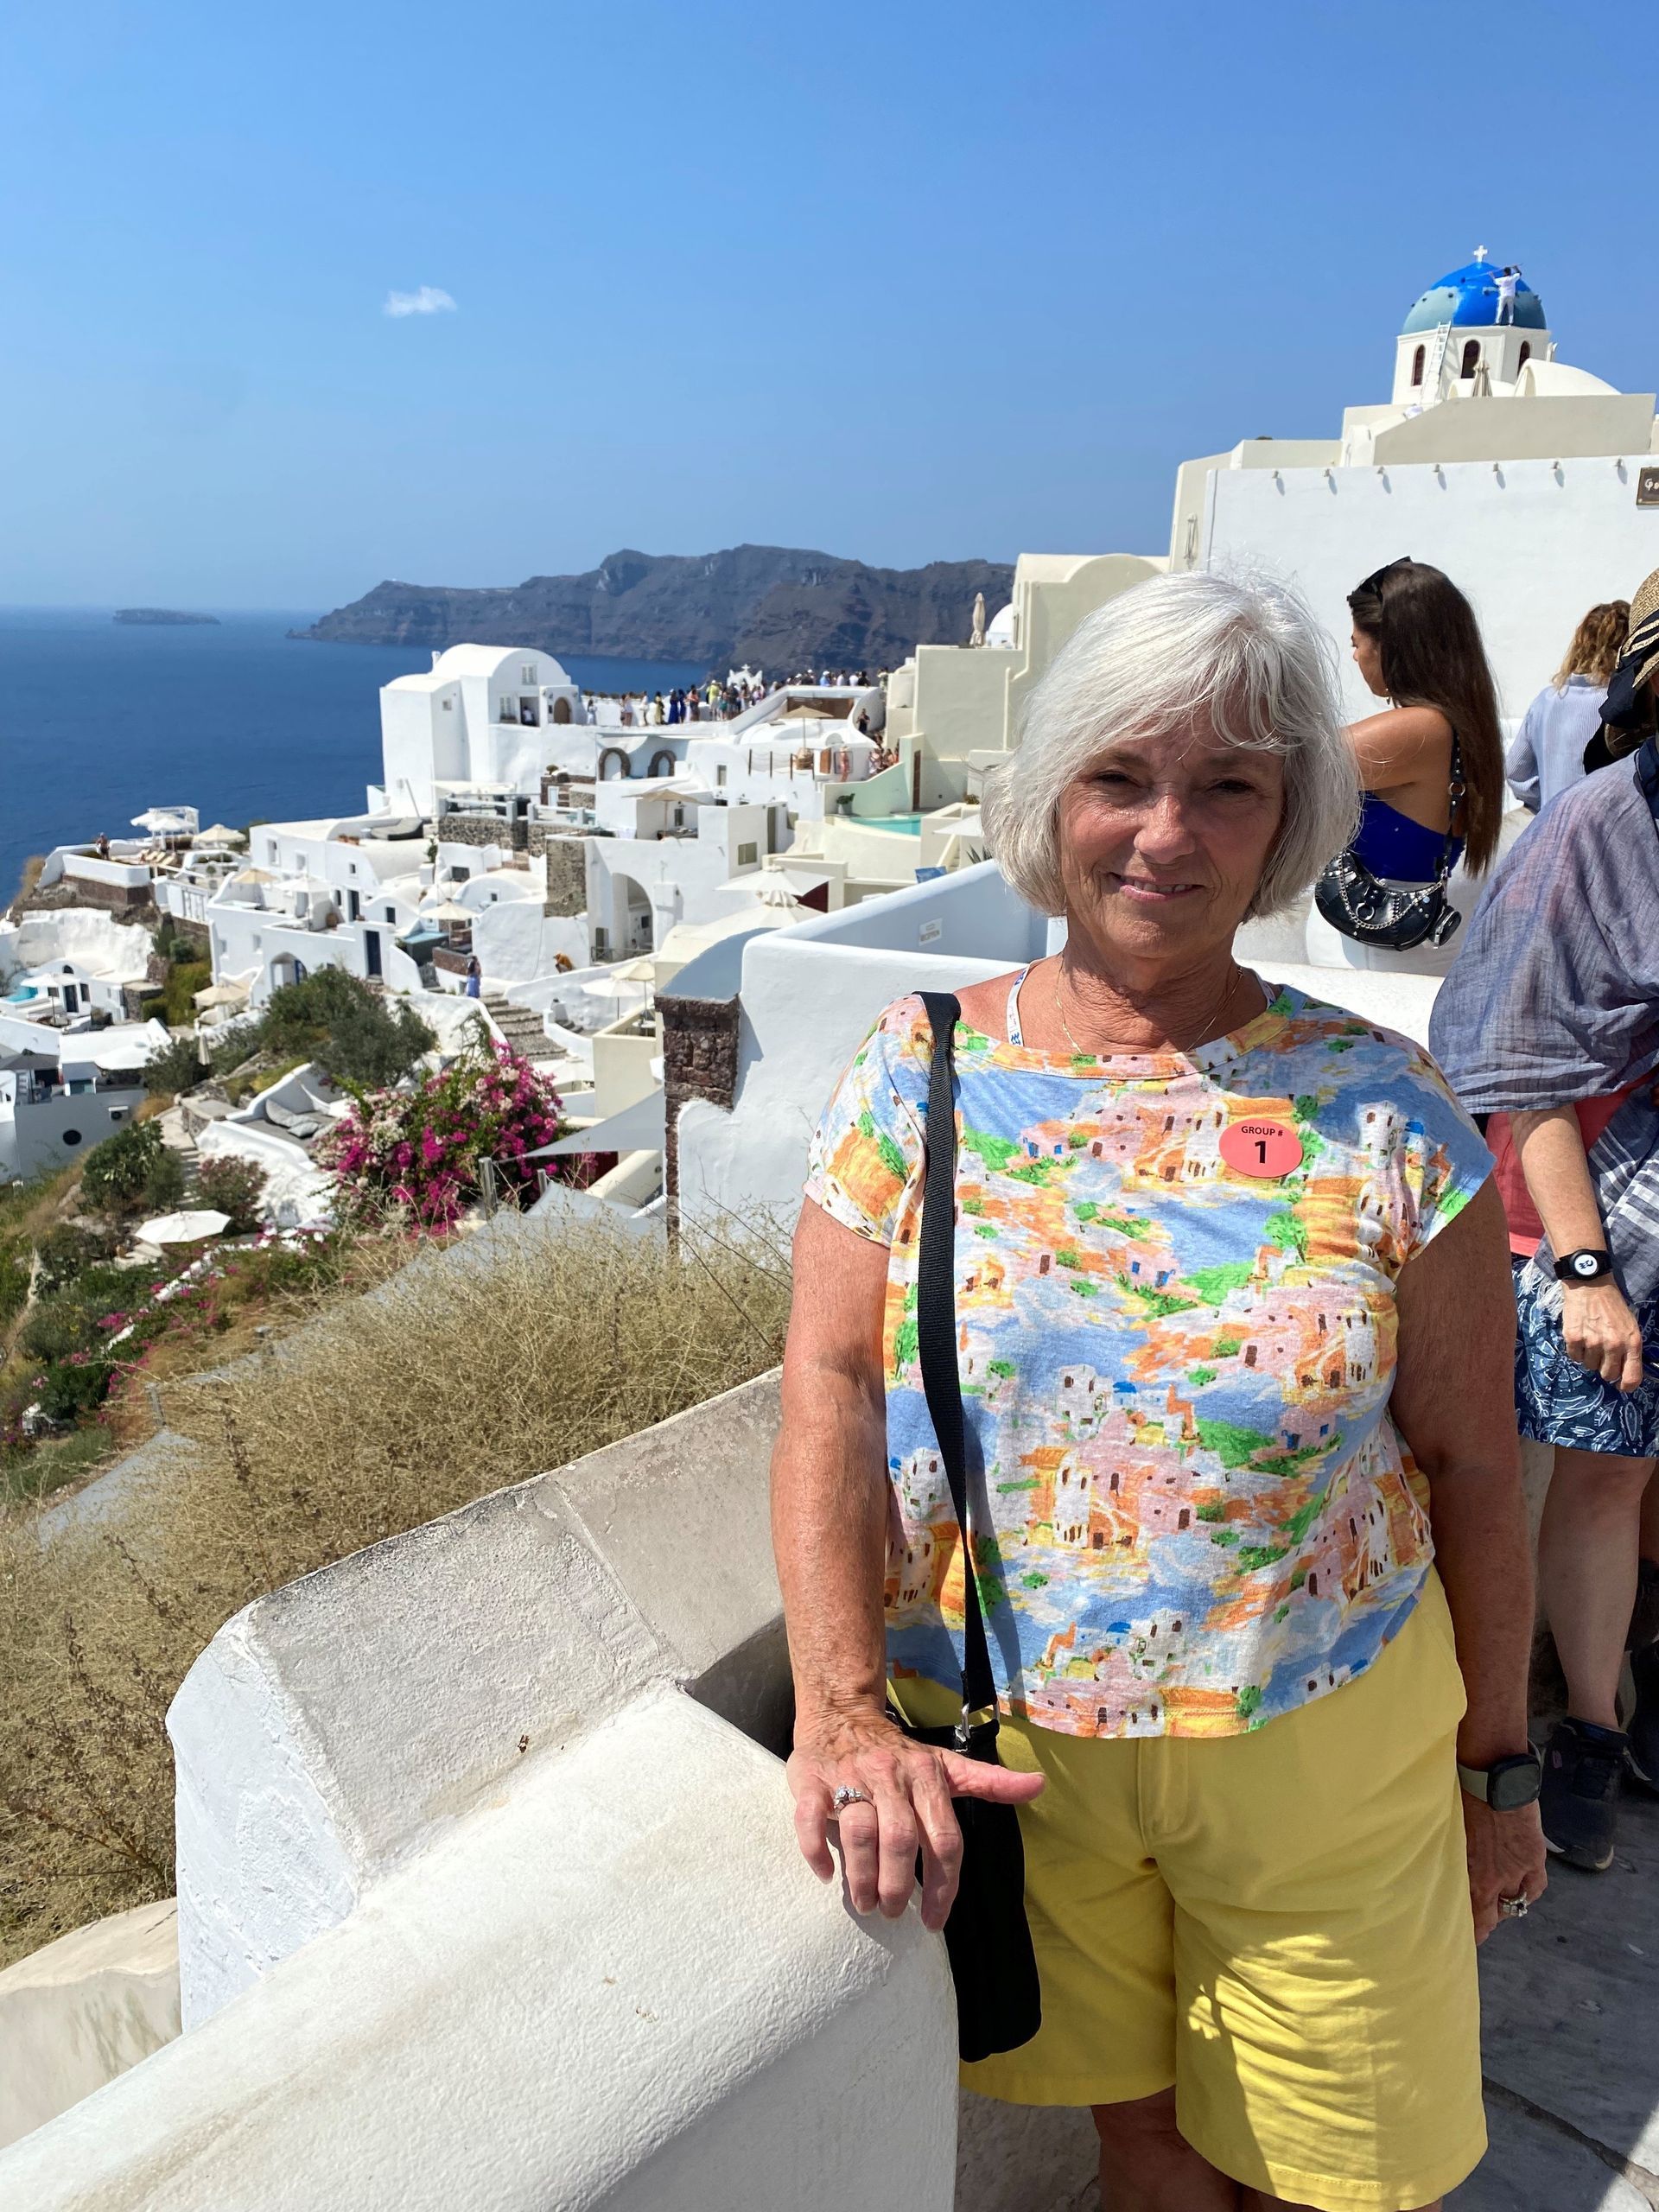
[142, 1032, 208, 1098]
[32, 1224, 120, 1296]
[0, 1239, 29, 1327]
[195, 1156, 268, 1232]
[34, 1355, 116, 1426]
[79, 1122, 184, 1220]
[18, 1299, 97, 1365]
[142, 1147, 186, 1214]
[261, 968, 435, 1089]
[161, 962, 211, 1027]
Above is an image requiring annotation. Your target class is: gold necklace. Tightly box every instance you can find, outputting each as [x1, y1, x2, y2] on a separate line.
[1052, 958, 1257, 1058]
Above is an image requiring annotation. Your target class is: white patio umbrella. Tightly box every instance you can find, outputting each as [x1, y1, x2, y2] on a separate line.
[137, 1208, 232, 1245]
[425, 899, 475, 925]
[194, 824, 246, 847]
[194, 980, 250, 1009]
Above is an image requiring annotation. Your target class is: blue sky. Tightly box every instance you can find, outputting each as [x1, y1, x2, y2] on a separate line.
[2, 0, 1649, 608]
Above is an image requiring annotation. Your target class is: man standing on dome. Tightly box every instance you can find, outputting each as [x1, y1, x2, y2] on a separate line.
[1495, 265, 1522, 325]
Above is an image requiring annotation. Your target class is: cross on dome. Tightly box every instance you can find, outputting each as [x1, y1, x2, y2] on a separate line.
[1471, 245, 1490, 264]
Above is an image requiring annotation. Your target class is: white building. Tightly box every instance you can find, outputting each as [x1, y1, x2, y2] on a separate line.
[1170, 253, 1659, 716]
[372, 645, 588, 820]
[0, 1020, 165, 1183]
[585, 779, 778, 957]
[207, 824, 429, 1007]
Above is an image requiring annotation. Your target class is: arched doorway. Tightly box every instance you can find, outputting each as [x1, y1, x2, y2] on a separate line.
[552, 696, 572, 725]
[598, 747, 630, 781]
[611, 872, 653, 954]
[1410, 343, 1425, 388]
[648, 749, 676, 778]
[1459, 339, 1481, 379]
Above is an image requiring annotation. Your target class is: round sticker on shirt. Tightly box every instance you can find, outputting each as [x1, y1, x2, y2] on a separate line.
[1219, 1118, 1304, 1180]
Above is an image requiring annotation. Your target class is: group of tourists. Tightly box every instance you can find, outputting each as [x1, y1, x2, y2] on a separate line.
[611, 673, 776, 728]
[772, 556, 1659, 2209]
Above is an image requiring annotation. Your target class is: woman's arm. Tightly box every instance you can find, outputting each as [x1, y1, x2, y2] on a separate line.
[1389, 1178, 1547, 1937]
[1504, 703, 1541, 811]
[772, 1200, 1042, 1932]
[1511, 1105, 1645, 1390]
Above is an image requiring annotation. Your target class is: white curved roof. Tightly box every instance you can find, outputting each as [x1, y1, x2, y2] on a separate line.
[1516, 359, 1619, 399]
[432, 644, 576, 685]
[385, 644, 577, 693]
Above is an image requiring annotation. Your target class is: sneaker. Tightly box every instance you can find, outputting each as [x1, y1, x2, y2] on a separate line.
[1629, 1643, 1659, 1793]
[1540, 1718, 1628, 1871]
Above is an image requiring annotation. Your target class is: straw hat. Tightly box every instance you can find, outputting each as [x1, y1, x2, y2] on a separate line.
[1622, 567, 1659, 699]
[1594, 567, 1659, 762]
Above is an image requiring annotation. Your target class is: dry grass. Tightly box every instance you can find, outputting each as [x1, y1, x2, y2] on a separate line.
[0, 1211, 790, 1968]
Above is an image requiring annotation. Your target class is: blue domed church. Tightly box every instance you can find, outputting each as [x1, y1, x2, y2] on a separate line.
[1390, 252, 1553, 404]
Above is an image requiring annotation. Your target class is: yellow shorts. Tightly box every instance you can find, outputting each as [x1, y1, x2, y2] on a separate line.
[895, 1575, 1484, 2211]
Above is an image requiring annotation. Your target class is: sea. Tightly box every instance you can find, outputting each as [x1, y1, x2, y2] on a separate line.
[0, 608, 707, 902]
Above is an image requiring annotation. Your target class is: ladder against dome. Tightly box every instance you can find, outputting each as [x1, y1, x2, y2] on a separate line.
[1390, 256, 1552, 406]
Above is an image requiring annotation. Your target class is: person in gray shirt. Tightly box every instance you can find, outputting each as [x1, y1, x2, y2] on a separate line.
[1504, 601, 1629, 810]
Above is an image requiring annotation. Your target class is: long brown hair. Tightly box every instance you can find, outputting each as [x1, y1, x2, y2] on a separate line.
[1346, 559, 1504, 874]
[1554, 601, 1630, 690]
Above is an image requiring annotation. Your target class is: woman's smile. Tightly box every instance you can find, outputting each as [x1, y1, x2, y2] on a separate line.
[1104, 871, 1203, 904]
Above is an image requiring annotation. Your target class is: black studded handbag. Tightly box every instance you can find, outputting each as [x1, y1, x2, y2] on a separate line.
[887, 989, 1041, 2065]
[1314, 737, 1465, 951]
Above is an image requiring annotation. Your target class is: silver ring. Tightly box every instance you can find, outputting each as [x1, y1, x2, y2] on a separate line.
[830, 1785, 873, 1816]
[1497, 1892, 1530, 1920]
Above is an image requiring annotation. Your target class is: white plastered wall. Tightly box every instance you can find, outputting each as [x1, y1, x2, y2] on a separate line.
[1203, 454, 1659, 718]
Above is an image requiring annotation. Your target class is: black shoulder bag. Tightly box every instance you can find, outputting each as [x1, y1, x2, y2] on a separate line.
[1313, 736, 1465, 951]
[888, 989, 1041, 2064]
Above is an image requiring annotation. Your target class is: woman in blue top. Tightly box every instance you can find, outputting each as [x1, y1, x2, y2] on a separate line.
[1305, 558, 1506, 976]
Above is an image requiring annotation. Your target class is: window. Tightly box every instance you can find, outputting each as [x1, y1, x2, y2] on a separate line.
[1410, 343, 1425, 387]
[384, 906, 396, 923]
[521, 664, 537, 684]
[1517, 341, 1531, 370]
[442, 697, 454, 711]
[736, 841, 758, 866]
[60, 1128, 82, 1147]
[347, 888, 360, 922]
[716, 765, 728, 788]
[1459, 339, 1481, 378]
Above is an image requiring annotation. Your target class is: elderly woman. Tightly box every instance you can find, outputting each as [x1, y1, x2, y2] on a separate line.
[772, 573, 1545, 2212]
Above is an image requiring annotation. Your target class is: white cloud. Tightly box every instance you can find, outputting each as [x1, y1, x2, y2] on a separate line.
[384, 285, 457, 319]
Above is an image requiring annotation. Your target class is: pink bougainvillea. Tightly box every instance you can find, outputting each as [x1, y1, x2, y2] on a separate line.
[321, 1036, 577, 1231]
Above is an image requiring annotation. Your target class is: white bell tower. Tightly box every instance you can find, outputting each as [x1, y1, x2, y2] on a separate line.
[1392, 250, 1552, 407]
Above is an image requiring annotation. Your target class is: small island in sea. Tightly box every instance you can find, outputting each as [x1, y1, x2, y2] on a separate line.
[113, 607, 220, 626]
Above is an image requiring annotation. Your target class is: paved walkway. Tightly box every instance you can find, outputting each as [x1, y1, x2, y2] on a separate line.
[1452, 1784, 1659, 2209]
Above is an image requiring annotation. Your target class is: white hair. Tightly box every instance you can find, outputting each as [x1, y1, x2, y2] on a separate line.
[980, 569, 1359, 919]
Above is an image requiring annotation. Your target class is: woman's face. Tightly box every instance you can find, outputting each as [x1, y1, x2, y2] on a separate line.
[1351, 621, 1389, 698]
[1057, 723, 1286, 976]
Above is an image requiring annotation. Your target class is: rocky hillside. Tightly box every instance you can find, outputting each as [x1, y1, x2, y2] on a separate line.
[291, 544, 1014, 671]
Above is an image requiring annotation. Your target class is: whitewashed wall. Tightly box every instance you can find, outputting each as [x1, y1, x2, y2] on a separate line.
[1205, 452, 1659, 719]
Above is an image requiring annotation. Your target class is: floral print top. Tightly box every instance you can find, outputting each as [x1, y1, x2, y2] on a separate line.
[804, 980, 1491, 1739]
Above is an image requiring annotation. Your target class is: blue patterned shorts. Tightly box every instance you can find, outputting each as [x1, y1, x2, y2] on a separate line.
[1512, 1256, 1659, 1457]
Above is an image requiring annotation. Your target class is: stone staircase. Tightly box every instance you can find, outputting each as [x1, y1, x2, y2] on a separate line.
[482, 995, 559, 1065]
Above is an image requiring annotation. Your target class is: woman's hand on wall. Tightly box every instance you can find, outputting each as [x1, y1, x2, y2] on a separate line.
[787, 1710, 1044, 1933]
[1561, 1281, 1647, 1392]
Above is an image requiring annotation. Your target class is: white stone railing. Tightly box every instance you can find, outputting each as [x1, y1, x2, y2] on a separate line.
[0, 1363, 1104, 2211]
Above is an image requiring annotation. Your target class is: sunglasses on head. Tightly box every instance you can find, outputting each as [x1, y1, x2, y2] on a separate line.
[1357, 557, 1413, 597]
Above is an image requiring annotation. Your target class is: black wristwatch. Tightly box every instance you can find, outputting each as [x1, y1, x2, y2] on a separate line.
[1554, 1249, 1614, 1285]
[1457, 1750, 1542, 1810]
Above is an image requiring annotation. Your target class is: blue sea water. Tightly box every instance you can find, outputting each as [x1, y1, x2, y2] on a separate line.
[0, 607, 706, 901]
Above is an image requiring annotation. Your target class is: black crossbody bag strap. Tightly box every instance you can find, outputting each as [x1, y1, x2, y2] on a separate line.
[915, 990, 998, 1736]
[899, 989, 1041, 2065]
